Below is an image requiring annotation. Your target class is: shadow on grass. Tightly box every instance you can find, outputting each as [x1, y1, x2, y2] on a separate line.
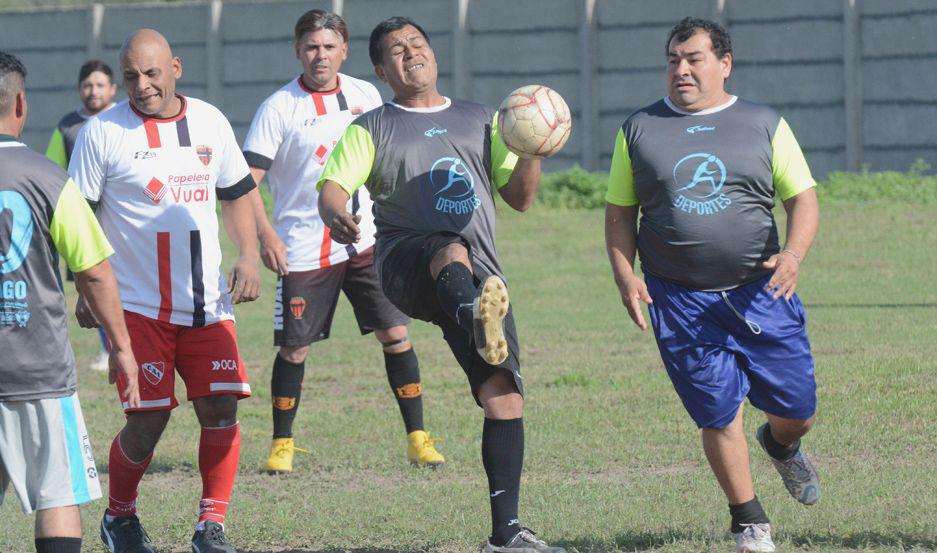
[553, 529, 937, 552]
[241, 550, 427, 553]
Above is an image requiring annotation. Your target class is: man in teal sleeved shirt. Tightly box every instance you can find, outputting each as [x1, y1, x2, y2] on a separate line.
[0, 50, 139, 553]
[605, 18, 821, 553]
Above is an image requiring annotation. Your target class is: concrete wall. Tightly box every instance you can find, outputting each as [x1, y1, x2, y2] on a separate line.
[1, 0, 933, 177]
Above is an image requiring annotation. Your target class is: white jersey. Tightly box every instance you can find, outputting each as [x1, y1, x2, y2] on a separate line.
[69, 96, 254, 327]
[243, 74, 382, 271]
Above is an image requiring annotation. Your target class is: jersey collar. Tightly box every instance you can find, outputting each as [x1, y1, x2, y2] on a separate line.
[130, 94, 187, 123]
[663, 95, 737, 116]
[390, 97, 452, 113]
[298, 74, 342, 96]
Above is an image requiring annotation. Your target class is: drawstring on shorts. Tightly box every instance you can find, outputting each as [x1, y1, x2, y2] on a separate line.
[720, 291, 762, 335]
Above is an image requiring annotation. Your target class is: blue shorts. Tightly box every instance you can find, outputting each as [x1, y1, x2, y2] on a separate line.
[645, 272, 817, 429]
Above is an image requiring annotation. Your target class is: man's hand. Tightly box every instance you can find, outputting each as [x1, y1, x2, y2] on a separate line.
[260, 229, 289, 276]
[75, 295, 100, 328]
[615, 273, 653, 331]
[329, 212, 362, 244]
[763, 250, 801, 300]
[228, 254, 261, 303]
[109, 347, 140, 408]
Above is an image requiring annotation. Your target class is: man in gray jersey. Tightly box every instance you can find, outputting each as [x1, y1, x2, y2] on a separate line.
[0, 51, 139, 553]
[605, 18, 820, 553]
[45, 59, 117, 368]
[317, 16, 566, 553]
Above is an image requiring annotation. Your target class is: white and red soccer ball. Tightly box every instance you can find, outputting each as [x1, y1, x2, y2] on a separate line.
[497, 85, 572, 159]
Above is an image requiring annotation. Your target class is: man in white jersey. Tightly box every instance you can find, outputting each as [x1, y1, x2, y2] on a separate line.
[69, 29, 259, 553]
[243, 9, 444, 473]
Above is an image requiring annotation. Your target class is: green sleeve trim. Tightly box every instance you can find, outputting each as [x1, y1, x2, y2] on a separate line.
[49, 178, 114, 272]
[772, 117, 817, 201]
[317, 124, 375, 196]
[45, 128, 68, 170]
[606, 129, 638, 206]
[490, 112, 519, 189]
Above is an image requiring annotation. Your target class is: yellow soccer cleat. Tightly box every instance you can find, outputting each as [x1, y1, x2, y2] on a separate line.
[263, 437, 308, 474]
[406, 430, 445, 468]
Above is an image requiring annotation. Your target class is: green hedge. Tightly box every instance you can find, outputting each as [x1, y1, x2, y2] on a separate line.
[533, 160, 937, 209]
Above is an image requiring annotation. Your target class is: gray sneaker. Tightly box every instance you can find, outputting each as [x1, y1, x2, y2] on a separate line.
[733, 523, 776, 552]
[473, 275, 510, 365]
[191, 520, 236, 553]
[100, 514, 155, 553]
[485, 528, 567, 553]
[756, 423, 820, 505]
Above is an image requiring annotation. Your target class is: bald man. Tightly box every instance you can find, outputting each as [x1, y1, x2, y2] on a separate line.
[69, 29, 259, 553]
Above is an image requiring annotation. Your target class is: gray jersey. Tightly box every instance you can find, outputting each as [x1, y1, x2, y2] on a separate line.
[607, 97, 816, 291]
[56, 110, 88, 161]
[0, 136, 113, 400]
[323, 99, 518, 281]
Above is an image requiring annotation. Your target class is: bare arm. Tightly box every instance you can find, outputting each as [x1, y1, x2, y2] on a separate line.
[74, 259, 140, 407]
[247, 167, 288, 275]
[497, 158, 542, 212]
[318, 181, 360, 245]
[605, 203, 653, 330]
[763, 187, 820, 300]
[221, 194, 261, 303]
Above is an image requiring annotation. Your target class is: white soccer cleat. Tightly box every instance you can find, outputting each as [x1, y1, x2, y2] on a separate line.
[473, 276, 509, 365]
[734, 523, 776, 552]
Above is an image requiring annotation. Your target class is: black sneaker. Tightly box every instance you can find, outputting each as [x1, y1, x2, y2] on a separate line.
[485, 528, 567, 552]
[100, 513, 155, 553]
[191, 520, 236, 553]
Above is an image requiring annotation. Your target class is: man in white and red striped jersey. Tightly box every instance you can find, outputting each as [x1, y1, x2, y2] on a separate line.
[68, 29, 259, 553]
[242, 9, 444, 474]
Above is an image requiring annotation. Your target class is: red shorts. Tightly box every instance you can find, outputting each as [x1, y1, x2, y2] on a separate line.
[117, 311, 251, 412]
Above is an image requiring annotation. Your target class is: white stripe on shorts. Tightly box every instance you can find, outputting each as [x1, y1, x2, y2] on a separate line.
[209, 382, 251, 393]
[121, 397, 172, 410]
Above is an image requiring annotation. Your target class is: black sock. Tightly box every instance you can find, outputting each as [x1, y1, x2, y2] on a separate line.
[271, 354, 304, 439]
[482, 417, 524, 545]
[435, 262, 477, 334]
[729, 496, 770, 533]
[35, 537, 81, 553]
[384, 348, 424, 434]
[761, 423, 800, 461]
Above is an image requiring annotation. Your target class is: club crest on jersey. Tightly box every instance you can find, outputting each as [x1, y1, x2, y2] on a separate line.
[430, 157, 480, 215]
[290, 297, 306, 319]
[671, 152, 732, 216]
[141, 361, 165, 386]
[196, 145, 212, 166]
[144, 177, 167, 204]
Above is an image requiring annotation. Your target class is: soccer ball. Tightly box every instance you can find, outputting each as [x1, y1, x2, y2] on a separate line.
[497, 85, 572, 159]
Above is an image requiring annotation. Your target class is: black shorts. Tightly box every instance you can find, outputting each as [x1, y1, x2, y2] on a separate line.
[273, 248, 410, 347]
[379, 232, 523, 402]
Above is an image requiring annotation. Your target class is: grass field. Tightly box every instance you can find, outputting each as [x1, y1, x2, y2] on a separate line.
[2, 200, 936, 552]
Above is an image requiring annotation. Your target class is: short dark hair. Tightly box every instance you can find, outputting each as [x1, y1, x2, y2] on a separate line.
[368, 16, 430, 65]
[0, 51, 27, 117]
[78, 59, 113, 84]
[294, 9, 348, 44]
[666, 17, 732, 59]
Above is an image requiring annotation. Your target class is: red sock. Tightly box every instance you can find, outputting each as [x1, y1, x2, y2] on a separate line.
[198, 423, 240, 524]
[106, 432, 152, 517]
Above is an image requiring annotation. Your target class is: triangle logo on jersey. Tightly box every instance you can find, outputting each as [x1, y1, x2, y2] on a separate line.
[144, 177, 167, 203]
[196, 145, 212, 166]
[141, 361, 165, 386]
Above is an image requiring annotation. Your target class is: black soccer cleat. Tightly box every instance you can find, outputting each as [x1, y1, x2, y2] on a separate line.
[100, 513, 156, 553]
[191, 520, 237, 553]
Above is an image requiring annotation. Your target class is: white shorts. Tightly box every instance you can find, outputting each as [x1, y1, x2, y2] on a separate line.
[0, 394, 102, 514]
